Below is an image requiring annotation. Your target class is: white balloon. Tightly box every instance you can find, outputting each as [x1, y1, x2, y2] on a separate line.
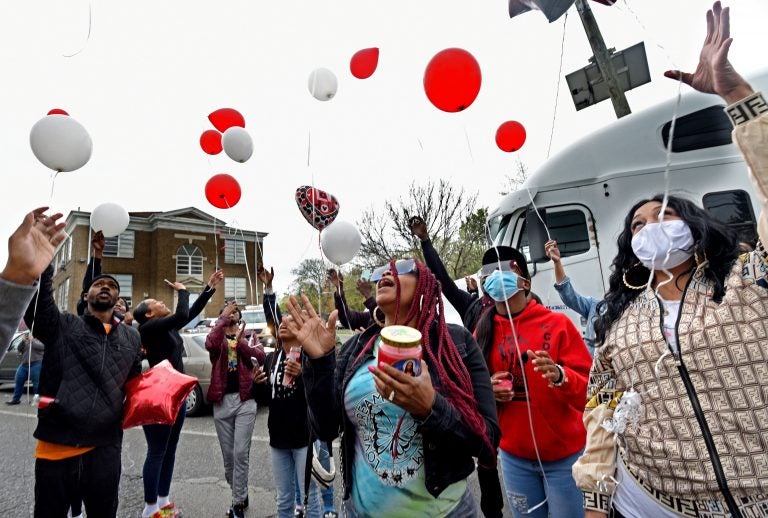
[321, 221, 361, 266]
[222, 126, 253, 163]
[90, 202, 130, 238]
[29, 115, 92, 172]
[308, 68, 338, 101]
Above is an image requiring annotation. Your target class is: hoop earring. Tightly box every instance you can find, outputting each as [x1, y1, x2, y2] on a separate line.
[623, 262, 648, 290]
[694, 250, 709, 270]
[372, 306, 386, 327]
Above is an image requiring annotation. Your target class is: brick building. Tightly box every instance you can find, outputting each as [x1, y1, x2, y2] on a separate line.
[51, 207, 267, 318]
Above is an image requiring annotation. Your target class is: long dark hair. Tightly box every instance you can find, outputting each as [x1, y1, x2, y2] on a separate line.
[352, 259, 493, 455]
[594, 194, 739, 346]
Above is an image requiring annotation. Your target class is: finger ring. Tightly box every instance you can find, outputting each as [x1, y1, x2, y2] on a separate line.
[388, 389, 396, 402]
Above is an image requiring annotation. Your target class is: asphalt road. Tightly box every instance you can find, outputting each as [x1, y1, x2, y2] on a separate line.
[0, 390, 512, 518]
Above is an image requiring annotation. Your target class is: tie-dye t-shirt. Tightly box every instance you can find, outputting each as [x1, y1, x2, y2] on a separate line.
[344, 339, 465, 517]
[225, 335, 239, 393]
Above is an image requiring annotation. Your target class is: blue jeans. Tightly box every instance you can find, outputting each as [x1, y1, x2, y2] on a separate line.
[271, 447, 321, 518]
[12, 360, 41, 402]
[499, 449, 584, 518]
[142, 402, 186, 503]
[315, 440, 335, 513]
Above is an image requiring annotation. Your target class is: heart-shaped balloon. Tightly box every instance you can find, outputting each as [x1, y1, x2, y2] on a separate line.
[295, 185, 340, 231]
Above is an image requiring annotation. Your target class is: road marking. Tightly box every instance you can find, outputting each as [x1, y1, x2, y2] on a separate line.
[0, 410, 339, 447]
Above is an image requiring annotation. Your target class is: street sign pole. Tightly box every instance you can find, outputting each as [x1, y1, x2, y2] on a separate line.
[574, 0, 632, 118]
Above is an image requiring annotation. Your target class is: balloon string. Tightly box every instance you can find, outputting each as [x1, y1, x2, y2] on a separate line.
[224, 199, 255, 306]
[463, 126, 474, 162]
[213, 215, 219, 272]
[416, 138, 424, 151]
[307, 129, 312, 168]
[62, 0, 92, 58]
[49, 170, 60, 204]
[546, 12, 568, 160]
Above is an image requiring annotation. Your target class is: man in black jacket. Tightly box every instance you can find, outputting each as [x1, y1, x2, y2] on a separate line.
[25, 265, 142, 517]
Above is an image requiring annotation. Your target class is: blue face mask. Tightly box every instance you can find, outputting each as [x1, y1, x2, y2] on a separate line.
[483, 270, 522, 302]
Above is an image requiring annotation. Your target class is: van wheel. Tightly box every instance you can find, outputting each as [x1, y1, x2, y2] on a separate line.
[185, 384, 205, 417]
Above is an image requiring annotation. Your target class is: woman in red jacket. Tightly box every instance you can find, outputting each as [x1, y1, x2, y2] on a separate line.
[206, 301, 266, 518]
[474, 247, 592, 518]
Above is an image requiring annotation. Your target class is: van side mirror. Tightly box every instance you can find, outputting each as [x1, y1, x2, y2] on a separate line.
[525, 207, 549, 264]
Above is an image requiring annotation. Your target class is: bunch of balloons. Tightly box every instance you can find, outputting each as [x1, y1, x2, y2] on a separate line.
[199, 108, 253, 163]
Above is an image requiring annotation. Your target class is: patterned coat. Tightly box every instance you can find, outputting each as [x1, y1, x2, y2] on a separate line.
[573, 101, 768, 517]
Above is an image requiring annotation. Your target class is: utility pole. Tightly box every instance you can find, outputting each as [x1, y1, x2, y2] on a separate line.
[574, 0, 632, 118]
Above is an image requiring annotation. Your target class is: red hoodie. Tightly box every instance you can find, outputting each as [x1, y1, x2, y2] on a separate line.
[487, 300, 591, 461]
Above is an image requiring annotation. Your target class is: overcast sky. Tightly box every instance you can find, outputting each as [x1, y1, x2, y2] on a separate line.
[1, 0, 765, 295]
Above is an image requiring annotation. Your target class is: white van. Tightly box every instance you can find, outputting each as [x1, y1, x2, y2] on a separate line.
[487, 70, 767, 335]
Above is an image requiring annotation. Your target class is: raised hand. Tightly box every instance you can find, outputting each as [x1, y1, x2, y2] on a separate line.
[465, 276, 478, 293]
[208, 269, 224, 289]
[664, 2, 752, 104]
[258, 266, 274, 289]
[408, 215, 429, 241]
[2, 207, 67, 285]
[92, 231, 105, 258]
[284, 294, 338, 359]
[545, 240, 561, 262]
[356, 278, 373, 299]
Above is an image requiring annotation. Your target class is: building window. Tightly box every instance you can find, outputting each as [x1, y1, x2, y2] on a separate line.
[103, 231, 135, 258]
[225, 277, 247, 304]
[703, 190, 757, 245]
[224, 239, 246, 264]
[112, 274, 133, 309]
[52, 237, 73, 275]
[56, 278, 70, 312]
[176, 244, 203, 276]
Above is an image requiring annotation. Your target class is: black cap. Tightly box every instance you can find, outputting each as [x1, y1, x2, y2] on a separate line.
[89, 274, 120, 291]
[481, 246, 529, 279]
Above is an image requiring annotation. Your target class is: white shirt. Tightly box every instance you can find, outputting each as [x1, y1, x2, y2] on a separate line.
[659, 297, 681, 354]
[613, 459, 683, 518]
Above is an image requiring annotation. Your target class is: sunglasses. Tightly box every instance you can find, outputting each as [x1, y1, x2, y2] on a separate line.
[370, 259, 417, 282]
[479, 260, 519, 279]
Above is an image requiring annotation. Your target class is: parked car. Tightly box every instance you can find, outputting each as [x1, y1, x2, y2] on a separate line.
[240, 305, 267, 342]
[189, 318, 216, 333]
[0, 331, 28, 386]
[142, 333, 213, 417]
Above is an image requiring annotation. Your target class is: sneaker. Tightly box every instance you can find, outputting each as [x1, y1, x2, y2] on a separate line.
[5, 400, 20, 405]
[294, 507, 304, 518]
[227, 504, 244, 518]
[323, 513, 339, 518]
[160, 503, 181, 517]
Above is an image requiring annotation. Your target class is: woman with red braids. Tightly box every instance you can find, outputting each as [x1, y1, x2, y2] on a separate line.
[285, 259, 500, 517]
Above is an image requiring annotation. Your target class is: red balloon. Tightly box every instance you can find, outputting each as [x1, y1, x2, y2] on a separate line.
[350, 47, 379, 79]
[295, 185, 339, 231]
[205, 174, 241, 209]
[423, 48, 482, 113]
[122, 360, 197, 429]
[208, 108, 245, 133]
[200, 129, 223, 155]
[495, 121, 527, 152]
[47, 108, 69, 116]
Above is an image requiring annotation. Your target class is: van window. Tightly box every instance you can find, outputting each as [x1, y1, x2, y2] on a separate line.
[517, 209, 590, 261]
[702, 190, 757, 245]
[661, 105, 732, 152]
[489, 214, 513, 245]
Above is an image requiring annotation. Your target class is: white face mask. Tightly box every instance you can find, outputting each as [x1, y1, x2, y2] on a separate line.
[631, 219, 694, 270]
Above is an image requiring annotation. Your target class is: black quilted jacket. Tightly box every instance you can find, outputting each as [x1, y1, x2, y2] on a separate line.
[24, 266, 142, 447]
